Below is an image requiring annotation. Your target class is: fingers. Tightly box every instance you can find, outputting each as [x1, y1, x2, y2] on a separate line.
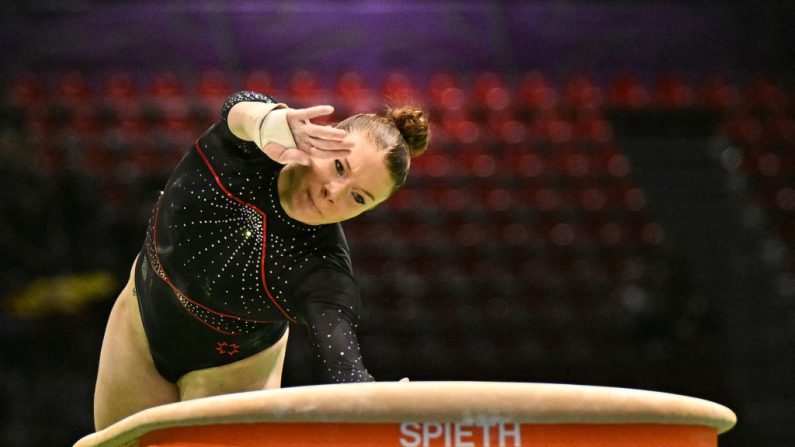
[306, 146, 351, 159]
[293, 105, 335, 121]
[286, 106, 355, 159]
[262, 143, 311, 166]
[305, 122, 350, 142]
[273, 145, 349, 165]
[306, 135, 353, 151]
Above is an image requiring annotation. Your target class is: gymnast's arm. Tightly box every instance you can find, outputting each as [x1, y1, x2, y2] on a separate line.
[225, 92, 352, 166]
[293, 267, 375, 383]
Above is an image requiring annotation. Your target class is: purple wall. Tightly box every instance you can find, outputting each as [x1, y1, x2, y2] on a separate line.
[1, 1, 794, 82]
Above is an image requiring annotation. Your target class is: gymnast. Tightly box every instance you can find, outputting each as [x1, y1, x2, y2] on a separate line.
[93, 91, 429, 430]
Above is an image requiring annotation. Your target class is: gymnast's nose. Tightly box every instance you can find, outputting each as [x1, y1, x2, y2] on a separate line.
[321, 179, 346, 204]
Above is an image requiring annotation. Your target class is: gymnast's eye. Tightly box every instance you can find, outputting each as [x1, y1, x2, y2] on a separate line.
[352, 192, 365, 205]
[335, 160, 344, 176]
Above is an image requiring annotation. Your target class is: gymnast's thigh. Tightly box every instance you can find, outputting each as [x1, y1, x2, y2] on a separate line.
[177, 327, 290, 401]
[93, 258, 180, 431]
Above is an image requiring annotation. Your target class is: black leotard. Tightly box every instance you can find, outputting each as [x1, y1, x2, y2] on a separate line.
[134, 91, 374, 384]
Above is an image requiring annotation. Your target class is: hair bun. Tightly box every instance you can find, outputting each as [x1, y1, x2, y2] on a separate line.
[386, 106, 430, 158]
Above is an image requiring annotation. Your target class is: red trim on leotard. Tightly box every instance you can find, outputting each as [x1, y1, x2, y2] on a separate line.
[192, 138, 297, 323]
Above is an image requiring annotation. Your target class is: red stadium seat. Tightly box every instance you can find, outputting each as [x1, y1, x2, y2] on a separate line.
[461, 152, 498, 178]
[534, 187, 563, 212]
[605, 152, 631, 179]
[572, 112, 612, 143]
[517, 71, 557, 111]
[114, 105, 147, 137]
[57, 71, 94, 105]
[697, 74, 739, 110]
[82, 137, 118, 173]
[743, 74, 784, 110]
[334, 70, 375, 114]
[148, 72, 185, 101]
[654, 74, 694, 108]
[146, 72, 188, 119]
[549, 222, 580, 247]
[454, 118, 484, 145]
[473, 71, 512, 112]
[764, 113, 795, 144]
[622, 187, 648, 212]
[640, 222, 666, 247]
[510, 151, 550, 180]
[484, 187, 514, 212]
[487, 113, 528, 145]
[68, 105, 100, 136]
[609, 73, 650, 109]
[381, 71, 420, 105]
[552, 150, 590, 181]
[426, 71, 467, 113]
[595, 221, 627, 247]
[101, 72, 138, 107]
[244, 70, 278, 97]
[436, 187, 468, 211]
[756, 152, 782, 178]
[579, 187, 609, 213]
[288, 69, 328, 108]
[197, 70, 233, 111]
[162, 105, 195, 133]
[7, 72, 47, 107]
[562, 74, 603, 110]
[411, 152, 455, 178]
[531, 111, 573, 144]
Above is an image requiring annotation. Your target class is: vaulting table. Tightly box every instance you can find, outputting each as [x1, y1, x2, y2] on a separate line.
[74, 381, 737, 447]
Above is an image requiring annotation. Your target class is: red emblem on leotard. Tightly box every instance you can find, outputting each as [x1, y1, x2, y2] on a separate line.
[215, 341, 240, 356]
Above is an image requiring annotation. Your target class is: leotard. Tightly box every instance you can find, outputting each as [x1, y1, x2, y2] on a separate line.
[133, 91, 374, 384]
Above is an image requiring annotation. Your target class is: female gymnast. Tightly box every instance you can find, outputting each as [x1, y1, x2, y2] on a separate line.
[93, 91, 429, 430]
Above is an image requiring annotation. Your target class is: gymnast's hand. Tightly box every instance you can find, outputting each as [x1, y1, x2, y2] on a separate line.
[283, 106, 353, 166]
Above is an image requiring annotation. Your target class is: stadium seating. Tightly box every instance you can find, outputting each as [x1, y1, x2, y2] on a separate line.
[4, 69, 792, 370]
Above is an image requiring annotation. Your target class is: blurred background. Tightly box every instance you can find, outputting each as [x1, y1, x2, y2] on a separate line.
[1, 1, 794, 446]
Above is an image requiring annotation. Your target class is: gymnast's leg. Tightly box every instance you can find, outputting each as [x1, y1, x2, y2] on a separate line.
[93, 259, 180, 430]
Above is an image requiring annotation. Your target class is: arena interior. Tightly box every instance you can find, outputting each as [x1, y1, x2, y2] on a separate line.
[0, 1, 793, 446]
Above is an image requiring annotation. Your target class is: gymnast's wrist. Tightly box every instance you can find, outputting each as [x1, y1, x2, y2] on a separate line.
[256, 108, 298, 150]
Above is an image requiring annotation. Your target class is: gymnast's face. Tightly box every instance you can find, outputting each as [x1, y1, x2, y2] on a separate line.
[279, 130, 394, 226]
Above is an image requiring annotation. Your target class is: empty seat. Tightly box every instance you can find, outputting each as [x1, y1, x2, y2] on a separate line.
[654, 74, 694, 108]
[472, 71, 512, 112]
[380, 71, 420, 105]
[67, 105, 101, 136]
[101, 72, 138, 105]
[562, 74, 603, 110]
[609, 73, 650, 109]
[531, 112, 573, 144]
[516, 71, 557, 111]
[147, 72, 186, 103]
[196, 70, 233, 111]
[697, 74, 739, 110]
[334, 70, 375, 114]
[426, 71, 467, 114]
[572, 112, 612, 143]
[486, 113, 528, 145]
[743, 74, 784, 110]
[57, 71, 94, 106]
[288, 69, 328, 108]
[243, 70, 279, 97]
